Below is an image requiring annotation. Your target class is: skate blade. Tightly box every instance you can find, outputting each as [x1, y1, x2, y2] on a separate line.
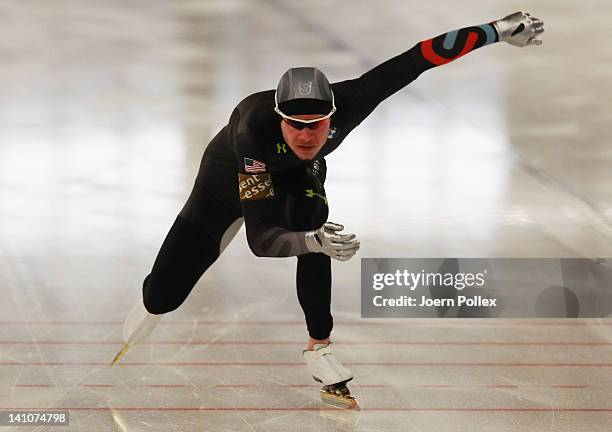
[110, 344, 129, 366]
[320, 390, 360, 410]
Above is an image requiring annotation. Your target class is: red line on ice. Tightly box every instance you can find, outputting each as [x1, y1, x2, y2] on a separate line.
[2, 407, 612, 412]
[4, 361, 612, 367]
[1, 320, 610, 327]
[2, 340, 612, 346]
[11, 384, 592, 389]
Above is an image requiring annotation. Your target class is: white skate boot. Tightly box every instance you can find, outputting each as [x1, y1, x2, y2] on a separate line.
[111, 300, 161, 366]
[303, 343, 358, 410]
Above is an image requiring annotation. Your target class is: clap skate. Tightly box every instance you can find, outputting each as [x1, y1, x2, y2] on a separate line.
[111, 300, 161, 366]
[303, 343, 359, 410]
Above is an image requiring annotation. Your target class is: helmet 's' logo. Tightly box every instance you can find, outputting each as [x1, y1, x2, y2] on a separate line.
[298, 81, 312, 96]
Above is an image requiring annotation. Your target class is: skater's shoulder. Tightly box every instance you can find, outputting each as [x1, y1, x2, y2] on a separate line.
[233, 90, 280, 141]
[235, 90, 276, 120]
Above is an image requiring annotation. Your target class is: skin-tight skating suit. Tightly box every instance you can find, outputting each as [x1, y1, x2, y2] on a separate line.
[142, 22, 500, 340]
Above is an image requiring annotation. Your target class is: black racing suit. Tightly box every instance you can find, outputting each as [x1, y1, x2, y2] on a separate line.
[142, 22, 500, 339]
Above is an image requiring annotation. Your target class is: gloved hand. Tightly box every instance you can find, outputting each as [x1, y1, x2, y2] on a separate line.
[305, 222, 360, 261]
[493, 11, 545, 47]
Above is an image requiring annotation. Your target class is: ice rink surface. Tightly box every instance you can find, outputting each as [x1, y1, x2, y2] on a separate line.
[1, 0, 612, 430]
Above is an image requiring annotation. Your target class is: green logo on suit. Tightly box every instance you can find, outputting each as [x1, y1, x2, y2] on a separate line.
[305, 189, 328, 205]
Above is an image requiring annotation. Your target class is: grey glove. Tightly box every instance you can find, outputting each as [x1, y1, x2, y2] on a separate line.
[305, 222, 360, 261]
[493, 11, 545, 47]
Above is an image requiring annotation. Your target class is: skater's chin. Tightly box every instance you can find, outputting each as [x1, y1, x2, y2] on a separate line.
[293, 145, 321, 160]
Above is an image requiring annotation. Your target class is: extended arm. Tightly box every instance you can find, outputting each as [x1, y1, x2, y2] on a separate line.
[244, 215, 359, 261]
[332, 12, 545, 123]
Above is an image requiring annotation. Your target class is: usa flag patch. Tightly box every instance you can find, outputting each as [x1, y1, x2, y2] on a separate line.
[244, 158, 267, 173]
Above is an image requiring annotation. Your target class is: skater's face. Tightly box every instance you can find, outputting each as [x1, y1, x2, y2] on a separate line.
[281, 114, 330, 160]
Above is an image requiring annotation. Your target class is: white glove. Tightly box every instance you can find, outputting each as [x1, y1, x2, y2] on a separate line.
[304, 222, 360, 261]
[493, 11, 545, 47]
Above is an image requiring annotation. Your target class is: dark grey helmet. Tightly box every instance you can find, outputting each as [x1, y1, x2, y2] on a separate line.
[275, 67, 335, 117]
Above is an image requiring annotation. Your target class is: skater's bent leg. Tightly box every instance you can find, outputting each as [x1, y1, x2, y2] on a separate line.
[297, 252, 333, 345]
[143, 215, 221, 314]
[117, 190, 241, 365]
[143, 180, 243, 315]
[117, 214, 222, 364]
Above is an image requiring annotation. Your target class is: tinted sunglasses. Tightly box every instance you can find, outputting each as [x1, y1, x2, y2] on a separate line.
[283, 118, 328, 130]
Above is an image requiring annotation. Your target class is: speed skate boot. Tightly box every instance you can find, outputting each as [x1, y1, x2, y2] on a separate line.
[111, 300, 161, 366]
[303, 343, 359, 410]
